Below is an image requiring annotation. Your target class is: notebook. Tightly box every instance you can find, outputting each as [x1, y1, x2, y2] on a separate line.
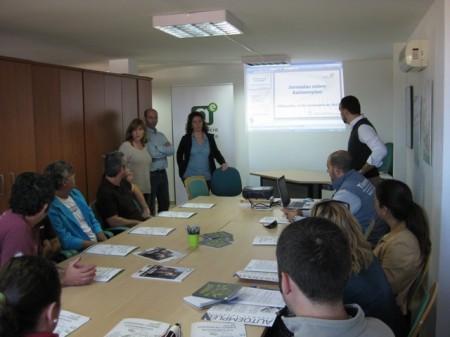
[277, 175, 313, 209]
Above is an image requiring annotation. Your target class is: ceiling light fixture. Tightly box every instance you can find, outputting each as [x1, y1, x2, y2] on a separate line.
[241, 54, 291, 66]
[153, 10, 243, 38]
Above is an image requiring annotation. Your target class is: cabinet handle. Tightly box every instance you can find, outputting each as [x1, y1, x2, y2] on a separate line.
[0, 174, 4, 196]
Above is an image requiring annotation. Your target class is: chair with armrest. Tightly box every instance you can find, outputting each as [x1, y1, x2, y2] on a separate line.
[407, 282, 438, 337]
[407, 257, 430, 313]
[379, 142, 394, 177]
[184, 175, 209, 200]
[211, 167, 242, 197]
[89, 200, 129, 235]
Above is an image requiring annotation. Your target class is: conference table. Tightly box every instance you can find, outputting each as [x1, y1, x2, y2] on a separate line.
[250, 169, 332, 199]
[60, 195, 289, 337]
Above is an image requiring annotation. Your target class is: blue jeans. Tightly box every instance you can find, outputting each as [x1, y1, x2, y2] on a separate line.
[149, 170, 170, 215]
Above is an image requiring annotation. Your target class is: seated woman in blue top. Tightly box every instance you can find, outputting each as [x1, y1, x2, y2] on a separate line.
[44, 161, 108, 251]
[177, 111, 228, 189]
[311, 199, 408, 337]
[0, 255, 62, 337]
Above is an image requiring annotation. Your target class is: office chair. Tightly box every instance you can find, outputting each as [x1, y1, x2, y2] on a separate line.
[210, 167, 242, 197]
[407, 258, 430, 312]
[89, 200, 129, 235]
[408, 282, 438, 337]
[184, 175, 209, 199]
[379, 142, 394, 176]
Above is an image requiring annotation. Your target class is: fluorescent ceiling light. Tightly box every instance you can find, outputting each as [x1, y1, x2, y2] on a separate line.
[242, 54, 291, 66]
[153, 10, 243, 38]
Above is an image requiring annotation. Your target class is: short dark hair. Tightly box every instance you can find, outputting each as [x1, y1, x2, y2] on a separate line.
[0, 255, 61, 337]
[185, 111, 209, 134]
[9, 172, 54, 216]
[329, 150, 352, 173]
[43, 160, 75, 190]
[276, 217, 352, 303]
[340, 95, 361, 115]
[104, 151, 125, 177]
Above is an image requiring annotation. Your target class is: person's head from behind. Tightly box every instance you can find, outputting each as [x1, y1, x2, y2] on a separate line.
[375, 179, 431, 263]
[311, 200, 373, 274]
[43, 160, 76, 192]
[339, 95, 360, 123]
[276, 217, 351, 315]
[104, 151, 126, 178]
[185, 111, 208, 134]
[0, 255, 61, 337]
[327, 150, 352, 181]
[144, 108, 159, 129]
[125, 118, 148, 145]
[9, 172, 54, 219]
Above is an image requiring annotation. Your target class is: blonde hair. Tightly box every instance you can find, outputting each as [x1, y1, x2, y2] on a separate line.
[311, 200, 373, 274]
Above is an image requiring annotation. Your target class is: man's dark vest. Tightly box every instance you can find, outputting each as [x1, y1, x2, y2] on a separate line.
[348, 118, 379, 178]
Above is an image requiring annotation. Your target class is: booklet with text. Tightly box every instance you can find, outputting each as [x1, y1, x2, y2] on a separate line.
[202, 303, 278, 327]
[157, 211, 196, 219]
[252, 236, 278, 246]
[244, 259, 278, 273]
[54, 310, 90, 337]
[234, 270, 279, 283]
[129, 226, 175, 236]
[192, 281, 242, 301]
[94, 267, 124, 282]
[104, 318, 173, 337]
[84, 244, 138, 256]
[181, 202, 215, 209]
[191, 321, 246, 337]
[132, 264, 194, 282]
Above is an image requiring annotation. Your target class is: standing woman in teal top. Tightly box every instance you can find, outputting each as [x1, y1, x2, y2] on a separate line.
[177, 111, 228, 189]
[0, 255, 61, 337]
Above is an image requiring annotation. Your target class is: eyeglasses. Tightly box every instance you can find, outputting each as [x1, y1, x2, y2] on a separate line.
[314, 199, 350, 210]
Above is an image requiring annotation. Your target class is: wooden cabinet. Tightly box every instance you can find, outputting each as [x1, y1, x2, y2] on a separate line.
[0, 56, 152, 212]
[0, 59, 36, 211]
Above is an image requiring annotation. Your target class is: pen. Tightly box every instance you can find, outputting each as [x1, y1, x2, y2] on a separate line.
[164, 323, 181, 337]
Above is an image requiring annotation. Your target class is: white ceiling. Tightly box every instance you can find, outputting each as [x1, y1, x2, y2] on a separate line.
[0, 0, 433, 72]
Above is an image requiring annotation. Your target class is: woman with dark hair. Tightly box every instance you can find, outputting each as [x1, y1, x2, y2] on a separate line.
[119, 118, 152, 212]
[176, 111, 228, 188]
[374, 179, 431, 315]
[0, 255, 61, 337]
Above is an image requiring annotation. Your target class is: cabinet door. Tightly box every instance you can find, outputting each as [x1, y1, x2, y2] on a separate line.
[138, 78, 152, 119]
[122, 77, 138, 135]
[32, 65, 63, 171]
[0, 60, 36, 211]
[83, 72, 123, 203]
[60, 69, 87, 196]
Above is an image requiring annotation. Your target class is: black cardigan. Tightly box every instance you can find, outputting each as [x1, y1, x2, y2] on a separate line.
[176, 133, 226, 180]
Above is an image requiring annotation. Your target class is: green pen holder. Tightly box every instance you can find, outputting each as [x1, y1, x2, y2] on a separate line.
[188, 234, 200, 248]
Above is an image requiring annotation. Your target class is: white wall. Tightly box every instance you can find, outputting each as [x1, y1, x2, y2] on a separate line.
[392, 0, 450, 335]
[143, 59, 394, 196]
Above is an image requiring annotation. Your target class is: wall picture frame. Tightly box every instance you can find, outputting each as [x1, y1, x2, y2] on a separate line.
[405, 86, 413, 149]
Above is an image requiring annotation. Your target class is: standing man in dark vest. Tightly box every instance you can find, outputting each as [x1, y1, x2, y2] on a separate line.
[339, 95, 387, 186]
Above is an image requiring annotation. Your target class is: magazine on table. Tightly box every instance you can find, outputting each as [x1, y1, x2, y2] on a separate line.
[181, 202, 215, 209]
[132, 264, 194, 282]
[135, 246, 186, 263]
[157, 211, 196, 218]
[202, 303, 278, 327]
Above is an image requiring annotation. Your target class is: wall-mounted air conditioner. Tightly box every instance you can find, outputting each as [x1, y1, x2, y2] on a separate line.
[399, 39, 428, 73]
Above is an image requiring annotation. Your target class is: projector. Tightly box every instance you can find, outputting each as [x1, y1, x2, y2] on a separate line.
[242, 186, 274, 200]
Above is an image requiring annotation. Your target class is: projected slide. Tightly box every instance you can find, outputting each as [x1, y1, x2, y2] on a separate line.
[246, 63, 344, 131]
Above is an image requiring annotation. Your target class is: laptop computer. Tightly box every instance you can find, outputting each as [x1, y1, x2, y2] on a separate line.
[276, 175, 313, 209]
